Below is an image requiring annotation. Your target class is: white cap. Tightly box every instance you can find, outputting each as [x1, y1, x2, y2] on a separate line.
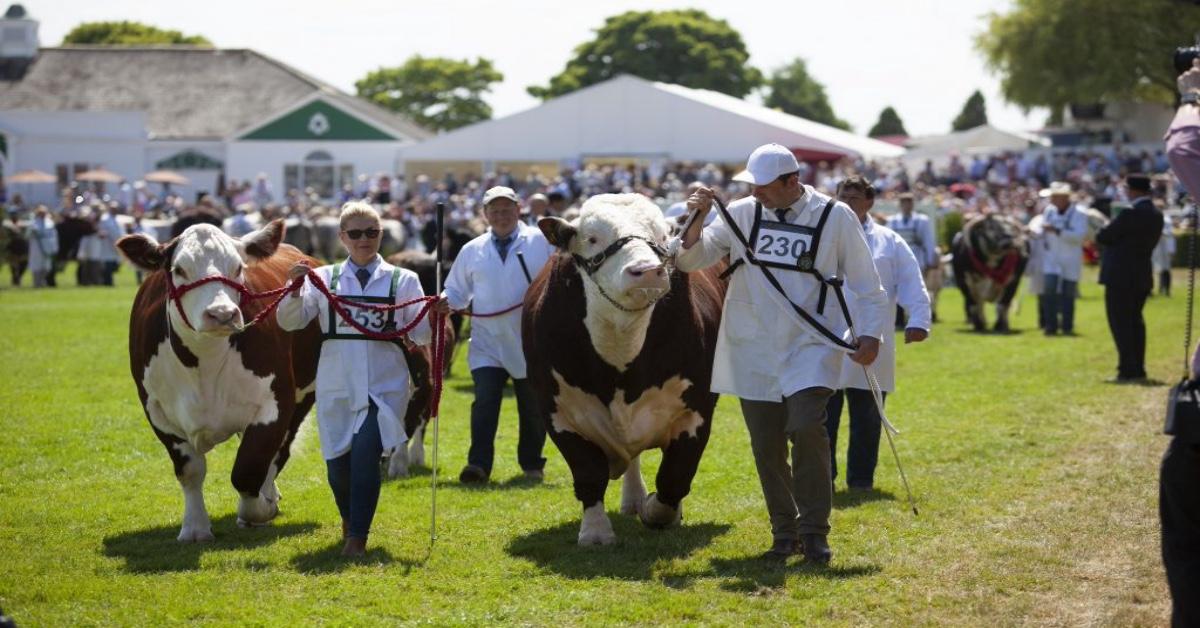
[482, 186, 519, 206]
[732, 143, 801, 186]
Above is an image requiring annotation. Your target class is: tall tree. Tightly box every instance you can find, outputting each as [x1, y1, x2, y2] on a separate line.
[868, 106, 908, 137]
[62, 21, 211, 46]
[527, 9, 762, 100]
[952, 90, 988, 131]
[356, 56, 503, 132]
[763, 58, 850, 131]
[976, 0, 1197, 109]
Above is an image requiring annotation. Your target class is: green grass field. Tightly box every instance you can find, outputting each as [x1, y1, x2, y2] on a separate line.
[0, 264, 1187, 625]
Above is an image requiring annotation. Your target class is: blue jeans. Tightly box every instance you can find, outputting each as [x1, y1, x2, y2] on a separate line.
[1042, 273, 1076, 333]
[326, 401, 383, 539]
[468, 367, 545, 474]
[824, 388, 886, 489]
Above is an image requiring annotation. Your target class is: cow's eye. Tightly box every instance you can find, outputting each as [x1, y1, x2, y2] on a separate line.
[587, 236, 597, 245]
[173, 267, 187, 279]
[232, 264, 243, 277]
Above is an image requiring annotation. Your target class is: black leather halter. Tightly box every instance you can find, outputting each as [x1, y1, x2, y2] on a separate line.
[571, 235, 668, 276]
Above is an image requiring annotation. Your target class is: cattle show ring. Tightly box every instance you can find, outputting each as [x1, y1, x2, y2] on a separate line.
[2, 1, 1197, 625]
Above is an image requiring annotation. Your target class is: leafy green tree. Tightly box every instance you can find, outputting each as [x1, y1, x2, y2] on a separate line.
[763, 58, 850, 131]
[976, 0, 1197, 108]
[868, 106, 908, 137]
[356, 56, 503, 132]
[952, 90, 988, 131]
[62, 21, 211, 46]
[528, 9, 762, 100]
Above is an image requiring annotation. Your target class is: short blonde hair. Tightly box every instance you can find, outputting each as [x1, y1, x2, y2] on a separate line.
[338, 201, 381, 229]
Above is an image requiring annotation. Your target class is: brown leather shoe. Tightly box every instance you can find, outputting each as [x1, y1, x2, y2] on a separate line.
[801, 533, 832, 565]
[760, 537, 801, 561]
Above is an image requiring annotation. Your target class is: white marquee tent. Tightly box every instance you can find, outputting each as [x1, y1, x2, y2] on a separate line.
[401, 74, 903, 178]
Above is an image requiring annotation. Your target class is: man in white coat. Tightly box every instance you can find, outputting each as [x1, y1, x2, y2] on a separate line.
[279, 201, 445, 556]
[26, 206, 59, 288]
[678, 144, 889, 565]
[443, 186, 555, 484]
[885, 193, 937, 327]
[827, 176, 930, 491]
[96, 204, 125, 286]
[1039, 182, 1088, 335]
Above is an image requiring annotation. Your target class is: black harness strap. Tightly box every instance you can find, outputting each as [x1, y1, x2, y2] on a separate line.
[572, 235, 668, 276]
[713, 196, 855, 351]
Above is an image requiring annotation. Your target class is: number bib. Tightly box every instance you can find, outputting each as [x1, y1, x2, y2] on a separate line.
[752, 220, 818, 271]
[322, 263, 402, 342]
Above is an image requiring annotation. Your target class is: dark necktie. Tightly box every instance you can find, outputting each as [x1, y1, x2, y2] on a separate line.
[774, 208, 789, 222]
[355, 267, 371, 289]
[496, 235, 514, 262]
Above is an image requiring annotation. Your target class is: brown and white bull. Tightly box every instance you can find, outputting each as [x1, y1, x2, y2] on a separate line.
[118, 221, 322, 541]
[523, 194, 725, 545]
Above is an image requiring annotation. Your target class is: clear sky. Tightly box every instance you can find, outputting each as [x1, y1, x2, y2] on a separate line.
[27, 0, 1044, 136]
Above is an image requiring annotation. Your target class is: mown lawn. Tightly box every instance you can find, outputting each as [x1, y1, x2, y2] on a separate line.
[0, 264, 1185, 625]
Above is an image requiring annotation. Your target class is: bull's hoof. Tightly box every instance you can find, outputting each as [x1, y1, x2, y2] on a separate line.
[236, 497, 279, 527]
[578, 504, 617, 546]
[639, 493, 682, 529]
[993, 321, 1010, 333]
[387, 450, 410, 479]
[177, 526, 215, 542]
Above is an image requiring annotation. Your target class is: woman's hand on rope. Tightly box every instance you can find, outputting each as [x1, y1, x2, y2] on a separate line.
[287, 263, 311, 282]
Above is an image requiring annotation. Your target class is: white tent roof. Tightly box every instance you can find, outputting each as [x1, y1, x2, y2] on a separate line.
[904, 124, 1047, 160]
[402, 74, 904, 164]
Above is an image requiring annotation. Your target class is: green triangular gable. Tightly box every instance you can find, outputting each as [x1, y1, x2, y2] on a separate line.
[156, 149, 223, 170]
[240, 99, 396, 141]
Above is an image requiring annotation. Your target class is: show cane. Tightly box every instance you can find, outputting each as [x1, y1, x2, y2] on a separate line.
[430, 201, 446, 548]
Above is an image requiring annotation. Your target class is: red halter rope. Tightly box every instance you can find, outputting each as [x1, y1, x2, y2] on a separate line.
[967, 249, 1021, 285]
[165, 267, 448, 416]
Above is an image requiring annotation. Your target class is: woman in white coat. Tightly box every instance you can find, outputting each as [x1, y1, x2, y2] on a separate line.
[26, 206, 59, 288]
[278, 201, 446, 557]
[442, 186, 554, 484]
[1153, 215, 1176, 296]
[828, 177, 930, 490]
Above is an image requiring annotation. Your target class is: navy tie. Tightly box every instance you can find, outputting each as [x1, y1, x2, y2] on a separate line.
[496, 236, 514, 263]
[355, 267, 371, 289]
[774, 208, 789, 222]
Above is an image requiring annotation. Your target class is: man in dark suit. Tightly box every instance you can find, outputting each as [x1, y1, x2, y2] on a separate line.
[1095, 173, 1164, 382]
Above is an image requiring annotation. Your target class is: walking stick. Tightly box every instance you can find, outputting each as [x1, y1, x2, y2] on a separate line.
[430, 202, 445, 547]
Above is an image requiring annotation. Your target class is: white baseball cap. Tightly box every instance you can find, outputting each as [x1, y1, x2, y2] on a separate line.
[482, 186, 520, 206]
[732, 143, 801, 186]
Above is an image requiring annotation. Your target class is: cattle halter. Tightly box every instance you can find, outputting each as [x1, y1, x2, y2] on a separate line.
[573, 234, 674, 313]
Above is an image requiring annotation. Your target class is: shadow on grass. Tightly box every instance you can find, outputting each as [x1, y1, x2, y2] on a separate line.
[833, 487, 895, 509]
[709, 556, 881, 594]
[952, 327, 1026, 336]
[288, 541, 424, 574]
[507, 517, 731, 581]
[101, 513, 318, 573]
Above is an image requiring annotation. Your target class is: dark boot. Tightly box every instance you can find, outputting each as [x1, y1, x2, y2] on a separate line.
[801, 533, 832, 565]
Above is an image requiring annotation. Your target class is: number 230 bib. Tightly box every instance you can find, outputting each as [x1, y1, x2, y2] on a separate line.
[751, 220, 817, 271]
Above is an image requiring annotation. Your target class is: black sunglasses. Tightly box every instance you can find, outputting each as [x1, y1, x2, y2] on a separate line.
[342, 228, 381, 240]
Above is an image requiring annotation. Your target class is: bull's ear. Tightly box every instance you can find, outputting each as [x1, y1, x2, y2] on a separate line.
[241, 219, 285, 261]
[538, 216, 576, 250]
[117, 234, 171, 272]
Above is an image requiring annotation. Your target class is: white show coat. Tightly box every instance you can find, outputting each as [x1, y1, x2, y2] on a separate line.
[676, 185, 889, 401]
[443, 223, 553, 379]
[1024, 214, 1047, 295]
[838, 220, 931, 392]
[276, 256, 433, 460]
[26, 216, 59, 272]
[886, 212, 938, 269]
[1040, 204, 1087, 281]
[95, 212, 124, 263]
[1153, 217, 1176, 272]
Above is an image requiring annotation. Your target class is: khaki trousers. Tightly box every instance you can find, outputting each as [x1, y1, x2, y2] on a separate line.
[740, 387, 834, 539]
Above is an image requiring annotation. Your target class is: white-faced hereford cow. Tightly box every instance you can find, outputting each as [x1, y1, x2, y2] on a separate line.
[950, 213, 1029, 332]
[524, 194, 725, 545]
[119, 221, 322, 541]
